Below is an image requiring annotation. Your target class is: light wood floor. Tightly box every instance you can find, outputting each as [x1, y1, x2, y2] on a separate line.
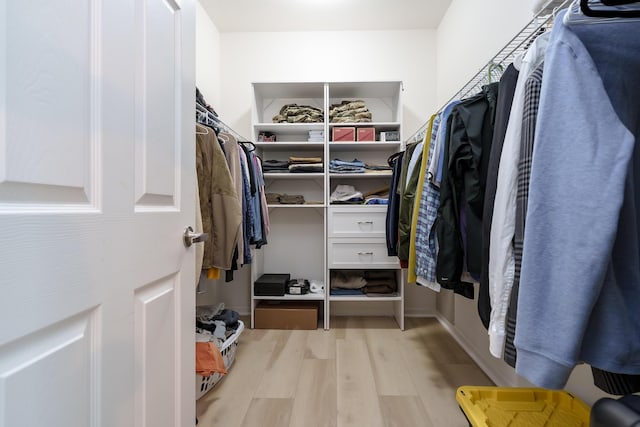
[196, 316, 494, 427]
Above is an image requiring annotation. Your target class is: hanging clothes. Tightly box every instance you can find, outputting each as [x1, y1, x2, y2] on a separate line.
[196, 127, 242, 271]
[478, 63, 520, 330]
[237, 145, 255, 265]
[217, 132, 245, 265]
[503, 62, 544, 368]
[385, 151, 404, 256]
[414, 101, 460, 290]
[408, 114, 437, 284]
[397, 141, 424, 265]
[488, 31, 549, 358]
[515, 9, 640, 389]
[436, 82, 499, 299]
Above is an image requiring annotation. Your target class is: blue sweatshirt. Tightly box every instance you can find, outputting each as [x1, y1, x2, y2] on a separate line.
[514, 11, 640, 389]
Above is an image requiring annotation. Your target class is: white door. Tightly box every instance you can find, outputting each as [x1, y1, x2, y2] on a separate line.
[0, 1, 196, 426]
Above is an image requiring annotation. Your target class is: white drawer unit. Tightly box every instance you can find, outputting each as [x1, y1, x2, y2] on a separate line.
[328, 206, 387, 238]
[328, 238, 399, 269]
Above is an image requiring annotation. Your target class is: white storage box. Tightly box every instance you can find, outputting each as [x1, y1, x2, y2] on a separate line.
[196, 320, 244, 400]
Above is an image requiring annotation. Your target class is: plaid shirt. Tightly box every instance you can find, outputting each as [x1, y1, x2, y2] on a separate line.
[414, 113, 442, 284]
[503, 63, 544, 367]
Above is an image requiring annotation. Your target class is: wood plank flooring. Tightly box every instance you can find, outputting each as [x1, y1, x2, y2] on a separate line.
[196, 316, 493, 427]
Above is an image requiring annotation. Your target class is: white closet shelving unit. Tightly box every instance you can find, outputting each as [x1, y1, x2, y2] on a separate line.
[250, 81, 404, 330]
[326, 82, 405, 330]
[250, 82, 327, 330]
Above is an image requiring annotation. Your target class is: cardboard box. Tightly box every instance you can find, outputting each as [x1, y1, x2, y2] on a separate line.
[332, 127, 356, 142]
[254, 301, 318, 330]
[357, 127, 375, 141]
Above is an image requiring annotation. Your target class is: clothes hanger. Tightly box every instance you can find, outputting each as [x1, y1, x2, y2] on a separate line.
[578, 0, 640, 18]
[601, 0, 638, 5]
[196, 123, 209, 135]
[387, 151, 402, 167]
[565, 0, 640, 24]
[238, 141, 256, 152]
[487, 62, 504, 84]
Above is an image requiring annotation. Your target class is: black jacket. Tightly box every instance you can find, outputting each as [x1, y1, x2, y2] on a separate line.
[385, 151, 404, 256]
[436, 83, 499, 298]
[478, 65, 519, 328]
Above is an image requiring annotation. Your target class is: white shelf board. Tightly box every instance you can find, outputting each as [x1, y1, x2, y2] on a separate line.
[328, 121, 400, 128]
[253, 293, 325, 301]
[264, 172, 324, 179]
[267, 204, 325, 208]
[329, 172, 392, 178]
[254, 123, 324, 135]
[329, 141, 401, 151]
[256, 142, 325, 149]
[329, 295, 402, 302]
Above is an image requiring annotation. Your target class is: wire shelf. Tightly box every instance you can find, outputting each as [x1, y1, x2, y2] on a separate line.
[406, 0, 571, 143]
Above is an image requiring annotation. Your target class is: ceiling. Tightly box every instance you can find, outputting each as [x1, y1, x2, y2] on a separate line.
[200, 0, 454, 32]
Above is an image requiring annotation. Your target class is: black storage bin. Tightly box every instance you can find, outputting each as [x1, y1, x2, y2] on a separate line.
[254, 273, 290, 296]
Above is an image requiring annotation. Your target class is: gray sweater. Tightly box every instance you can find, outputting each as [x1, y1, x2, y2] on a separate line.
[514, 10, 640, 389]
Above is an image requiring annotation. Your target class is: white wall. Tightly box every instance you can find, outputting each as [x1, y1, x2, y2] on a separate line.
[436, 0, 533, 106]
[194, 1, 223, 310]
[195, 1, 221, 108]
[203, 29, 440, 317]
[433, 0, 612, 406]
[219, 29, 438, 143]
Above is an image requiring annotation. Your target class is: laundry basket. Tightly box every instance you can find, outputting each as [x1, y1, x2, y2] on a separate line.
[196, 320, 244, 400]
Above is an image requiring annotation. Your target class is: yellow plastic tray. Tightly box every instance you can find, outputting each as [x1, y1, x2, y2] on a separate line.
[456, 386, 591, 427]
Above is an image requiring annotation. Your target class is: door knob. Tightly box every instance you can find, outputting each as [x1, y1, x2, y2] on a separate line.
[183, 226, 208, 248]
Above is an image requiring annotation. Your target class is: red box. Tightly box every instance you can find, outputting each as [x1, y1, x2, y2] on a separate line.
[332, 127, 356, 142]
[357, 127, 375, 141]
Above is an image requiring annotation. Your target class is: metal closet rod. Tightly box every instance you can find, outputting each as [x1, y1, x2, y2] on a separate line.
[196, 103, 251, 142]
[406, 0, 571, 143]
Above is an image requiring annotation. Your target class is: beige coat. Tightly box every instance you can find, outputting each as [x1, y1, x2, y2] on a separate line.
[217, 132, 244, 265]
[196, 126, 242, 270]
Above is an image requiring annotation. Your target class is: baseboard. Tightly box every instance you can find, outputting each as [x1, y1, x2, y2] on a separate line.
[404, 309, 436, 318]
[435, 313, 517, 387]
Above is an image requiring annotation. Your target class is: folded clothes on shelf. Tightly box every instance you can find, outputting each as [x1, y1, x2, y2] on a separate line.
[266, 193, 281, 204]
[262, 159, 289, 172]
[289, 156, 323, 164]
[266, 193, 306, 205]
[329, 100, 373, 123]
[364, 197, 388, 205]
[365, 163, 392, 171]
[330, 185, 364, 203]
[289, 163, 324, 173]
[279, 194, 306, 204]
[272, 104, 324, 123]
[330, 270, 366, 289]
[329, 158, 366, 174]
[364, 185, 390, 197]
[330, 158, 365, 167]
[330, 288, 365, 296]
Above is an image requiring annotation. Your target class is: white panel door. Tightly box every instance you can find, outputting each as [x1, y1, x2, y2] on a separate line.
[0, 0, 196, 426]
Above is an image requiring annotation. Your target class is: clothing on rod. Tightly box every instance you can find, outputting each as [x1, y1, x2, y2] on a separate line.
[397, 3, 640, 392]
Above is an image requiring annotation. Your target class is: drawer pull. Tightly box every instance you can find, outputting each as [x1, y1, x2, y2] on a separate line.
[357, 221, 374, 224]
[357, 251, 374, 255]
